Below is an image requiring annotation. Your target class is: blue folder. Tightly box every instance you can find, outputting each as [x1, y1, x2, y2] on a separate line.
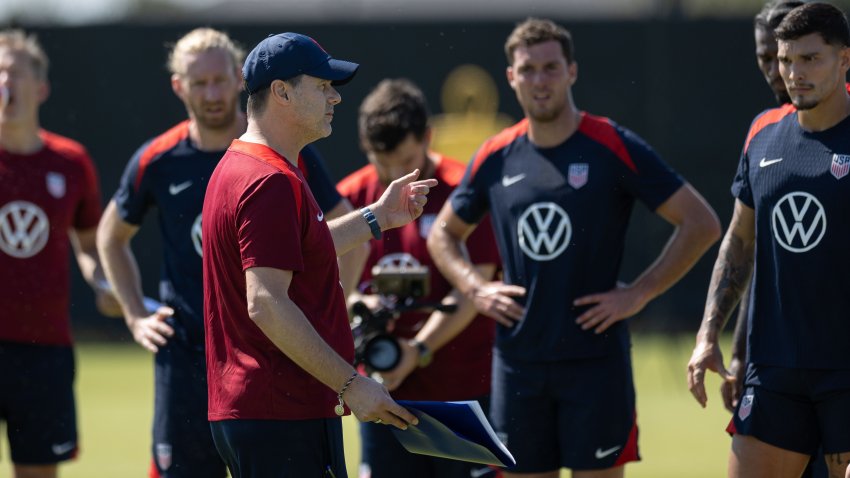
[392, 400, 516, 467]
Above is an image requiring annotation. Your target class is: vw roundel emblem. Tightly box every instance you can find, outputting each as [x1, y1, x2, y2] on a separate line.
[517, 202, 571, 261]
[192, 213, 203, 257]
[0, 200, 50, 258]
[771, 191, 826, 253]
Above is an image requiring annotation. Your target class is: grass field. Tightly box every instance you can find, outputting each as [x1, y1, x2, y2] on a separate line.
[2, 335, 734, 478]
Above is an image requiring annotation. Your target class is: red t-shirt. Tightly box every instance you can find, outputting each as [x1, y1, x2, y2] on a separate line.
[0, 131, 102, 346]
[202, 140, 354, 421]
[337, 154, 499, 400]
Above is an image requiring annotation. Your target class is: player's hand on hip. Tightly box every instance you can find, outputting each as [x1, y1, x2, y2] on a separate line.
[687, 338, 733, 408]
[128, 306, 175, 353]
[721, 355, 745, 413]
[373, 169, 438, 230]
[573, 283, 648, 334]
[344, 374, 418, 430]
[375, 339, 418, 391]
[470, 282, 526, 327]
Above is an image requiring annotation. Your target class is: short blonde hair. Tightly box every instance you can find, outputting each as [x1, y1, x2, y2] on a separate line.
[167, 28, 244, 76]
[0, 29, 49, 80]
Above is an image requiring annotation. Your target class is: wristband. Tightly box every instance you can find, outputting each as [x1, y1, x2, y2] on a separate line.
[361, 207, 382, 240]
[411, 340, 433, 368]
[335, 371, 358, 416]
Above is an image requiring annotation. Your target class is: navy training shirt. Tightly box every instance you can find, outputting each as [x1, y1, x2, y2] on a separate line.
[113, 121, 342, 350]
[732, 106, 850, 369]
[450, 113, 683, 361]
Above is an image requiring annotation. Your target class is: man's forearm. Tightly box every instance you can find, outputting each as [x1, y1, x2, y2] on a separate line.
[97, 239, 149, 321]
[698, 231, 754, 343]
[730, 278, 751, 361]
[427, 225, 486, 298]
[250, 291, 356, 393]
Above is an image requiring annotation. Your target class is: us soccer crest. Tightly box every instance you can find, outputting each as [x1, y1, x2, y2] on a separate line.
[155, 443, 172, 471]
[831, 154, 850, 180]
[568, 163, 589, 189]
[46, 172, 66, 198]
[738, 387, 755, 421]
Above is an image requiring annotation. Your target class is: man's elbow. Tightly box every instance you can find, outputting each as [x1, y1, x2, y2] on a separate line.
[692, 206, 723, 249]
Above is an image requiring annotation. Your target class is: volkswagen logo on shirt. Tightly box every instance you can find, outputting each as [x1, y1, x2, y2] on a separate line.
[192, 213, 203, 257]
[518, 202, 571, 261]
[0, 201, 50, 258]
[772, 191, 826, 253]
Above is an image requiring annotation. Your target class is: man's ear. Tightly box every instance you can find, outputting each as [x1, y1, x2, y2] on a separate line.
[271, 80, 290, 104]
[170, 74, 184, 99]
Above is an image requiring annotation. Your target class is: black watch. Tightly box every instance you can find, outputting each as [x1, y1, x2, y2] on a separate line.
[411, 340, 433, 368]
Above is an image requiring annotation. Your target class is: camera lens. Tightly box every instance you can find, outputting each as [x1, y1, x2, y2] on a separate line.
[365, 335, 401, 371]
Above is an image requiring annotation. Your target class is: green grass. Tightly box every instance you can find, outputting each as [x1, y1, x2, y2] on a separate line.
[6, 335, 732, 478]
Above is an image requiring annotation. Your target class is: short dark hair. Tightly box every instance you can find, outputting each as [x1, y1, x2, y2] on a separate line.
[358, 78, 429, 153]
[775, 2, 850, 47]
[245, 75, 302, 118]
[504, 17, 574, 65]
[755, 1, 806, 31]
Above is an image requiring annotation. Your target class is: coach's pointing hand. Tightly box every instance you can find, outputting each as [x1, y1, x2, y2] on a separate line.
[372, 169, 438, 230]
[344, 374, 418, 430]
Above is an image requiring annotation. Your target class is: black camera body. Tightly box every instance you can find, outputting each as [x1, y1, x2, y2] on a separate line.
[351, 264, 430, 372]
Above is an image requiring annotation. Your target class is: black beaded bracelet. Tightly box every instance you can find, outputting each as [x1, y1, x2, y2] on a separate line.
[335, 371, 359, 416]
[361, 207, 382, 240]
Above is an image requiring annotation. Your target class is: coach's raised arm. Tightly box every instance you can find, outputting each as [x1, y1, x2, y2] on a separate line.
[200, 32, 431, 478]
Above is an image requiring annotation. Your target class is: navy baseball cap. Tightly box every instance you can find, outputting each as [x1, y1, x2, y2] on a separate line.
[242, 32, 359, 94]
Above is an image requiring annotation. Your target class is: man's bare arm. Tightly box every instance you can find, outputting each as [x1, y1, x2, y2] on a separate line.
[688, 199, 756, 408]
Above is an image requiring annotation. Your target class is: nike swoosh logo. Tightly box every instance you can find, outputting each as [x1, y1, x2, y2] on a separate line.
[759, 157, 784, 167]
[595, 445, 621, 459]
[52, 441, 76, 455]
[317, 211, 324, 222]
[168, 181, 193, 195]
[501, 173, 526, 187]
[470, 466, 493, 478]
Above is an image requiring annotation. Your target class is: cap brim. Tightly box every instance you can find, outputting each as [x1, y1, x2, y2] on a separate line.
[309, 58, 360, 86]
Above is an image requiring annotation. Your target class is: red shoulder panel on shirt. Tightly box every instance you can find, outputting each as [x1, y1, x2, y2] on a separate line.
[432, 153, 465, 187]
[578, 113, 637, 173]
[336, 164, 378, 198]
[228, 139, 304, 215]
[743, 104, 795, 153]
[134, 121, 190, 191]
[468, 119, 529, 179]
[39, 130, 89, 159]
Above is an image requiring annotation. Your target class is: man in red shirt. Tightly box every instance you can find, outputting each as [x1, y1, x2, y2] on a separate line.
[0, 29, 119, 478]
[202, 33, 434, 477]
[338, 78, 500, 478]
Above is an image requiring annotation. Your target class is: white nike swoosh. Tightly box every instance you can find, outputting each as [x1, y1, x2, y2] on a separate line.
[52, 441, 76, 455]
[168, 181, 193, 195]
[595, 445, 621, 459]
[317, 211, 324, 222]
[470, 466, 493, 478]
[759, 157, 784, 167]
[501, 173, 526, 187]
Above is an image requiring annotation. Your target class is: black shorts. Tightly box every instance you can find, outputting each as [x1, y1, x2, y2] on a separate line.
[151, 340, 226, 477]
[490, 348, 639, 473]
[210, 418, 346, 478]
[359, 395, 498, 478]
[0, 341, 77, 465]
[730, 364, 850, 455]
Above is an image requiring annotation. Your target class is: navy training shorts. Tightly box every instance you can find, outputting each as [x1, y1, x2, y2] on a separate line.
[729, 364, 850, 456]
[490, 347, 639, 473]
[150, 339, 226, 477]
[0, 341, 78, 465]
[211, 417, 346, 478]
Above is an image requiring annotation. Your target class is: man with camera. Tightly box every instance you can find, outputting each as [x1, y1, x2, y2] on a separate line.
[337, 78, 500, 478]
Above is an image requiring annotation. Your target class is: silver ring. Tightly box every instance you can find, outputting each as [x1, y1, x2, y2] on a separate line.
[374, 419, 383, 424]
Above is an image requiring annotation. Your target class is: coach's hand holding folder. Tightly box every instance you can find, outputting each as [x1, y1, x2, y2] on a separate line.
[391, 400, 516, 467]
